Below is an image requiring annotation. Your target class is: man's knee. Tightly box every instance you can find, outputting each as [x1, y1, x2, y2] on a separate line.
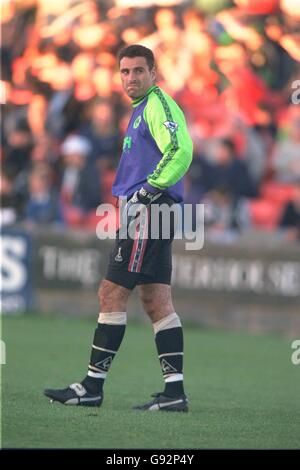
[139, 284, 174, 322]
[140, 291, 156, 316]
[98, 279, 130, 312]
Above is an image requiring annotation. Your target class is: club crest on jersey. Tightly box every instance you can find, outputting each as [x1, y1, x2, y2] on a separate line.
[133, 115, 142, 129]
[163, 121, 178, 133]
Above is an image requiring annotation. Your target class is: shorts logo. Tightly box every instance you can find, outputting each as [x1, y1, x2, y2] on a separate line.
[133, 115, 142, 129]
[163, 121, 178, 133]
[115, 247, 123, 262]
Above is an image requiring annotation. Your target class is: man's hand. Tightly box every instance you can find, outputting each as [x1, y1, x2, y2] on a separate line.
[130, 187, 160, 206]
[120, 187, 162, 231]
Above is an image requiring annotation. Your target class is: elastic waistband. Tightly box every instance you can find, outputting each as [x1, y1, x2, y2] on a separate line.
[157, 194, 178, 206]
[114, 193, 179, 207]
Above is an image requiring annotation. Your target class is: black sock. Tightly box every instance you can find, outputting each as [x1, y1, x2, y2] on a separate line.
[155, 326, 185, 398]
[82, 322, 126, 394]
[164, 380, 184, 397]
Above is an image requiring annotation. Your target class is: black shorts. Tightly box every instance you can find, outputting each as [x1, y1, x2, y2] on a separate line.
[105, 194, 176, 290]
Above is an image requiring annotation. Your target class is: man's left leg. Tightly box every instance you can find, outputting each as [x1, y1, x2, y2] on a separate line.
[134, 283, 188, 412]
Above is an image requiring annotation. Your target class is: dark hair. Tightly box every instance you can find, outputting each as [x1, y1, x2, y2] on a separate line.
[118, 44, 155, 70]
[220, 138, 236, 154]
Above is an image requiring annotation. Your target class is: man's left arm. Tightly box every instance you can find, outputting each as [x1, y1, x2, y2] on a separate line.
[142, 90, 193, 195]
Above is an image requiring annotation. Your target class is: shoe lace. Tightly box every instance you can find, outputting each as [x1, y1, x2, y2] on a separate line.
[150, 392, 163, 399]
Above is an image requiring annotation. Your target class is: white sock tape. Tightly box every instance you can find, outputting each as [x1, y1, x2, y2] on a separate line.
[98, 312, 127, 325]
[165, 374, 183, 383]
[153, 312, 181, 335]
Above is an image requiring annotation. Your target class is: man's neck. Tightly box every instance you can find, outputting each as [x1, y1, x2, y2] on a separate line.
[132, 84, 157, 107]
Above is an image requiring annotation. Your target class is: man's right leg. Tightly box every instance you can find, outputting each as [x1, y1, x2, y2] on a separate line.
[80, 280, 130, 395]
[44, 280, 131, 406]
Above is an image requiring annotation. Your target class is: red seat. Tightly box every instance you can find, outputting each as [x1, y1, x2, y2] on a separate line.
[260, 182, 297, 205]
[249, 198, 283, 229]
[63, 206, 85, 227]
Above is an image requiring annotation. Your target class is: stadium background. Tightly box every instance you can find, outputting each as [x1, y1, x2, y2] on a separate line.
[1, 0, 300, 449]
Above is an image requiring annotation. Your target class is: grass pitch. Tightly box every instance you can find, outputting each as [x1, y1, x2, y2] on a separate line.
[1, 314, 300, 449]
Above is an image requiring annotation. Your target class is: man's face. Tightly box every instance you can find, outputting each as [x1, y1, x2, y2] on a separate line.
[214, 143, 232, 165]
[120, 56, 155, 100]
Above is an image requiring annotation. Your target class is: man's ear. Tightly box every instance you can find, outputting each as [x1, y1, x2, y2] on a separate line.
[151, 67, 156, 81]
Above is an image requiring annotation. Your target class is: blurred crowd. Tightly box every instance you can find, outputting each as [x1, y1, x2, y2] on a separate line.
[1, 0, 300, 242]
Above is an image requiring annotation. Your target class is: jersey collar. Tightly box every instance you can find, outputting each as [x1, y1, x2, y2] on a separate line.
[132, 85, 158, 108]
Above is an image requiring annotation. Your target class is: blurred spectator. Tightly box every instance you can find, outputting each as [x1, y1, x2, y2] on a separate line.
[215, 43, 275, 126]
[142, 8, 190, 92]
[3, 121, 33, 177]
[79, 100, 120, 169]
[279, 183, 300, 241]
[216, 8, 265, 51]
[182, 9, 206, 54]
[207, 138, 257, 201]
[0, 168, 23, 226]
[92, 67, 124, 113]
[24, 163, 64, 226]
[72, 2, 106, 51]
[71, 52, 96, 101]
[142, 8, 181, 52]
[219, 117, 268, 185]
[203, 186, 248, 243]
[185, 146, 215, 204]
[60, 134, 101, 225]
[30, 134, 61, 176]
[52, 28, 79, 63]
[272, 117, 300, 183]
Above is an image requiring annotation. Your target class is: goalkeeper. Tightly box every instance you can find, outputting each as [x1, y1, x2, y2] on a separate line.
[44, 44, 193, 412]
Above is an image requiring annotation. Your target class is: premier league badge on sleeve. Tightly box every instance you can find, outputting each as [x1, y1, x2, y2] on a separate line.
[163, 121, 178, 133]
